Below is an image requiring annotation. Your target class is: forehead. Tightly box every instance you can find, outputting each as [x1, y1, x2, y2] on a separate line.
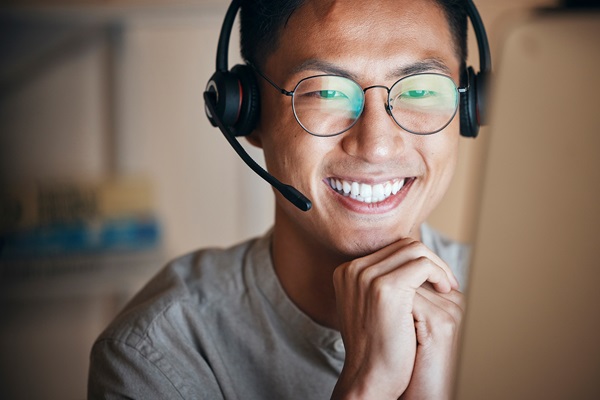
[265, 0, 459, 80]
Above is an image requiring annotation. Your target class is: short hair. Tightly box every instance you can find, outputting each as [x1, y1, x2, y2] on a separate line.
[240, 0, 468, 69]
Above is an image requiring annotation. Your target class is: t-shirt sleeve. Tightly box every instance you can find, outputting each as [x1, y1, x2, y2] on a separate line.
[88, 338, 224, 400]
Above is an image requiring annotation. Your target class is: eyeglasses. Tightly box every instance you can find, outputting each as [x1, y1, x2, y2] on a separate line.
[253, 66, 467, 137]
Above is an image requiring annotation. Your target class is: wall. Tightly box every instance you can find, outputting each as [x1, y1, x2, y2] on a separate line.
[113, 9, 274, 257]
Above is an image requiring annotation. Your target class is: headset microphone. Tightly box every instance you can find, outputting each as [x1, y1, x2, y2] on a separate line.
[204, 0, 311, 212]
[204, 91, 312, 212]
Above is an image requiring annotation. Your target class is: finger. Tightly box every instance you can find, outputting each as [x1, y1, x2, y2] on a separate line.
[419, 284, 465, 312]
[410, 249, 459, 291]
[417, 286, 465, 322]
[371, 256, 454, 296]
[367, 241, 459, 291]
[341, 237, 417, 274]
[335, 239, 459, 294]
[413, 291, 462, 346]
[334, 238, 418, 289]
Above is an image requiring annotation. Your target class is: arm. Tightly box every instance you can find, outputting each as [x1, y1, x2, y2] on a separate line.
[330, 238, 462, 400]
[88, 338, 224, 400]
[88, 339, 184, 400]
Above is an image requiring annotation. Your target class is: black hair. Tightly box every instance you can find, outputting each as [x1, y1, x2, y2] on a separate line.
[240, 0, 468, 68]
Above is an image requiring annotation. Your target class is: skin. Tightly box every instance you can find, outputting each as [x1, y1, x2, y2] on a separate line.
[247, 0, 465, 398]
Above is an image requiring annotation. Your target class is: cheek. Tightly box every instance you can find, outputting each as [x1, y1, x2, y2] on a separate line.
[419, 126, 460, 192]
[258, 110, 313, 183]
[256, 94, 295, 167]
[434, 146, 459, 211]
[258, 89, 343, 180]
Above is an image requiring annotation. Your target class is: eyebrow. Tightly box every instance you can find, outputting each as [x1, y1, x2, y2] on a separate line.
[388, 59, 452, 78]
[290, 58, 452, 81]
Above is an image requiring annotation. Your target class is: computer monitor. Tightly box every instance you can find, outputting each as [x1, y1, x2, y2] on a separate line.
[455, 9, 600, 400]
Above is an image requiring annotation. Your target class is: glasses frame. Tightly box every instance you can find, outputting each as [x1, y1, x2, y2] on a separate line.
[252, 65, 469, 137]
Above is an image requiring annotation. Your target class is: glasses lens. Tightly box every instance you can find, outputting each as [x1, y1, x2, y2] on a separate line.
[389, 74, 459, 134]
[292, 76, 364, 136]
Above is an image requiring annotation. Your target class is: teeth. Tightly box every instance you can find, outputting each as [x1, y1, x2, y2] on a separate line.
[384, 182, 392, 197]
[342, 180, 351, 194]
[359, 183, 372, 198]
[392, 180, 401, 195]
[372, 184, 384, 202]
[328, 177, 407, 204]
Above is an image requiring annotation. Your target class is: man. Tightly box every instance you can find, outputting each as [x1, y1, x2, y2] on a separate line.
[89, 0, 472, 398]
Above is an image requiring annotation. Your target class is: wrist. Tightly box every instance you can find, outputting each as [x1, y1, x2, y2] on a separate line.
[401, 346, 456, 400]
[332, 366, 408, 400]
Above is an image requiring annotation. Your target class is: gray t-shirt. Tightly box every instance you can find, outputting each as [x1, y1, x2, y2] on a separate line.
[88, 224, 469, 399]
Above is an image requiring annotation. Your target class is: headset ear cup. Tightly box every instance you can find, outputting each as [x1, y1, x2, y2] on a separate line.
[205, 70, 242, 127]
[230, 64, 260, 136]
[476, 70, 488, 126]
[460, 66, 480, 138]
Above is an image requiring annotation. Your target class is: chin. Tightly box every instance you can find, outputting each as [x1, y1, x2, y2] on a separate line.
[331, 228, 409, 259]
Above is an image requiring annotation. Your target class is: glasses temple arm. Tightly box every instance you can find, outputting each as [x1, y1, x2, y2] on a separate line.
[248, 63, 294, 96]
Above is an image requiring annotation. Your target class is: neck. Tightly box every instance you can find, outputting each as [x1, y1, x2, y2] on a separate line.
[270, 206, 425, 331]
[271, 211, 349, 331]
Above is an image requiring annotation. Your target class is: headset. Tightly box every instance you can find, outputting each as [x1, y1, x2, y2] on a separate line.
[204, 0, 491, 212]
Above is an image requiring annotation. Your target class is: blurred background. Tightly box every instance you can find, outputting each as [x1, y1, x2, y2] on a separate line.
[0, 0, 581, 398]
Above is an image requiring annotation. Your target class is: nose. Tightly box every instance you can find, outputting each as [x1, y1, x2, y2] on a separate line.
[341, 87, 406, 164]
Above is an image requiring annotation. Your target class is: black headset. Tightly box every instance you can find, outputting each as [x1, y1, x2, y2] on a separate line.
[204, 0, 491, 212]
[460, 0, 492, 138]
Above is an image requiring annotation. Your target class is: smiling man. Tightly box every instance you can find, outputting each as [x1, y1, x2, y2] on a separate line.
[89, 0, 478, 398]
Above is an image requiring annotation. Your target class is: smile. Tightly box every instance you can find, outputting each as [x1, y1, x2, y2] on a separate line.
[326, 177, 409, 204]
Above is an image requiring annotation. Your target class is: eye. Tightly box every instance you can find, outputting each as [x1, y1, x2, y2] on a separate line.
[310, 90, 349, 100]
[401, 89, 437, 99]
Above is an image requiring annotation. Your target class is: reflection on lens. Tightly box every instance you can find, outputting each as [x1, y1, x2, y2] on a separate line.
[389, 74, 458, 134]
[293, 75, 364, 136]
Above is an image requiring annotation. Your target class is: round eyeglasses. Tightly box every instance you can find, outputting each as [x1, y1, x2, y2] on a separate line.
[254, 67, 467, 137]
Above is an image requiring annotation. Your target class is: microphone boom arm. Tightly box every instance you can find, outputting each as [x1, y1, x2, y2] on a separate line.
[204, 91, 312, 212]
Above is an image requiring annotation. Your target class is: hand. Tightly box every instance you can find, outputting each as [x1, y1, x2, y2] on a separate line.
[330, 238, 459, 400]
[400, 284, 465, 400]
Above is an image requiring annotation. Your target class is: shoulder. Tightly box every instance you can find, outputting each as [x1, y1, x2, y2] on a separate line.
[420, 223, 471, 290]
[102, 236, 260, 340]
[89, 235, 268, 398]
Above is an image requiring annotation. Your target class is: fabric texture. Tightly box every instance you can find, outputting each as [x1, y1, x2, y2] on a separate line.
[88, 224, 469, 400]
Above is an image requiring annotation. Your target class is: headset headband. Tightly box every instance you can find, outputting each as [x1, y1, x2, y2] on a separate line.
[466, 0, 491, 75]
[217, 0, 491, 77]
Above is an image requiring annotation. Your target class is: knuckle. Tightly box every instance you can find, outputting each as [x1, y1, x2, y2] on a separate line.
[357, 266, 374, 287]
[447, 301, 464, 323]
[435, 311, 459, 337]
[415, 255, 433, 265]
[404, 240, 425, 253]
[441, 289, 466, 311]
[392, 239, 426, 261]
[398, 237, 417, 246]
[371, 275, 395, 299]
[412, 256, 438, 274]
[334, 260, 359, 283]
[345, 259, 363, 277]
[451, 290, 466, 308]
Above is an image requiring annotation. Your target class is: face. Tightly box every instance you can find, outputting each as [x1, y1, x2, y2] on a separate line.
[251, 0, 462, 259]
